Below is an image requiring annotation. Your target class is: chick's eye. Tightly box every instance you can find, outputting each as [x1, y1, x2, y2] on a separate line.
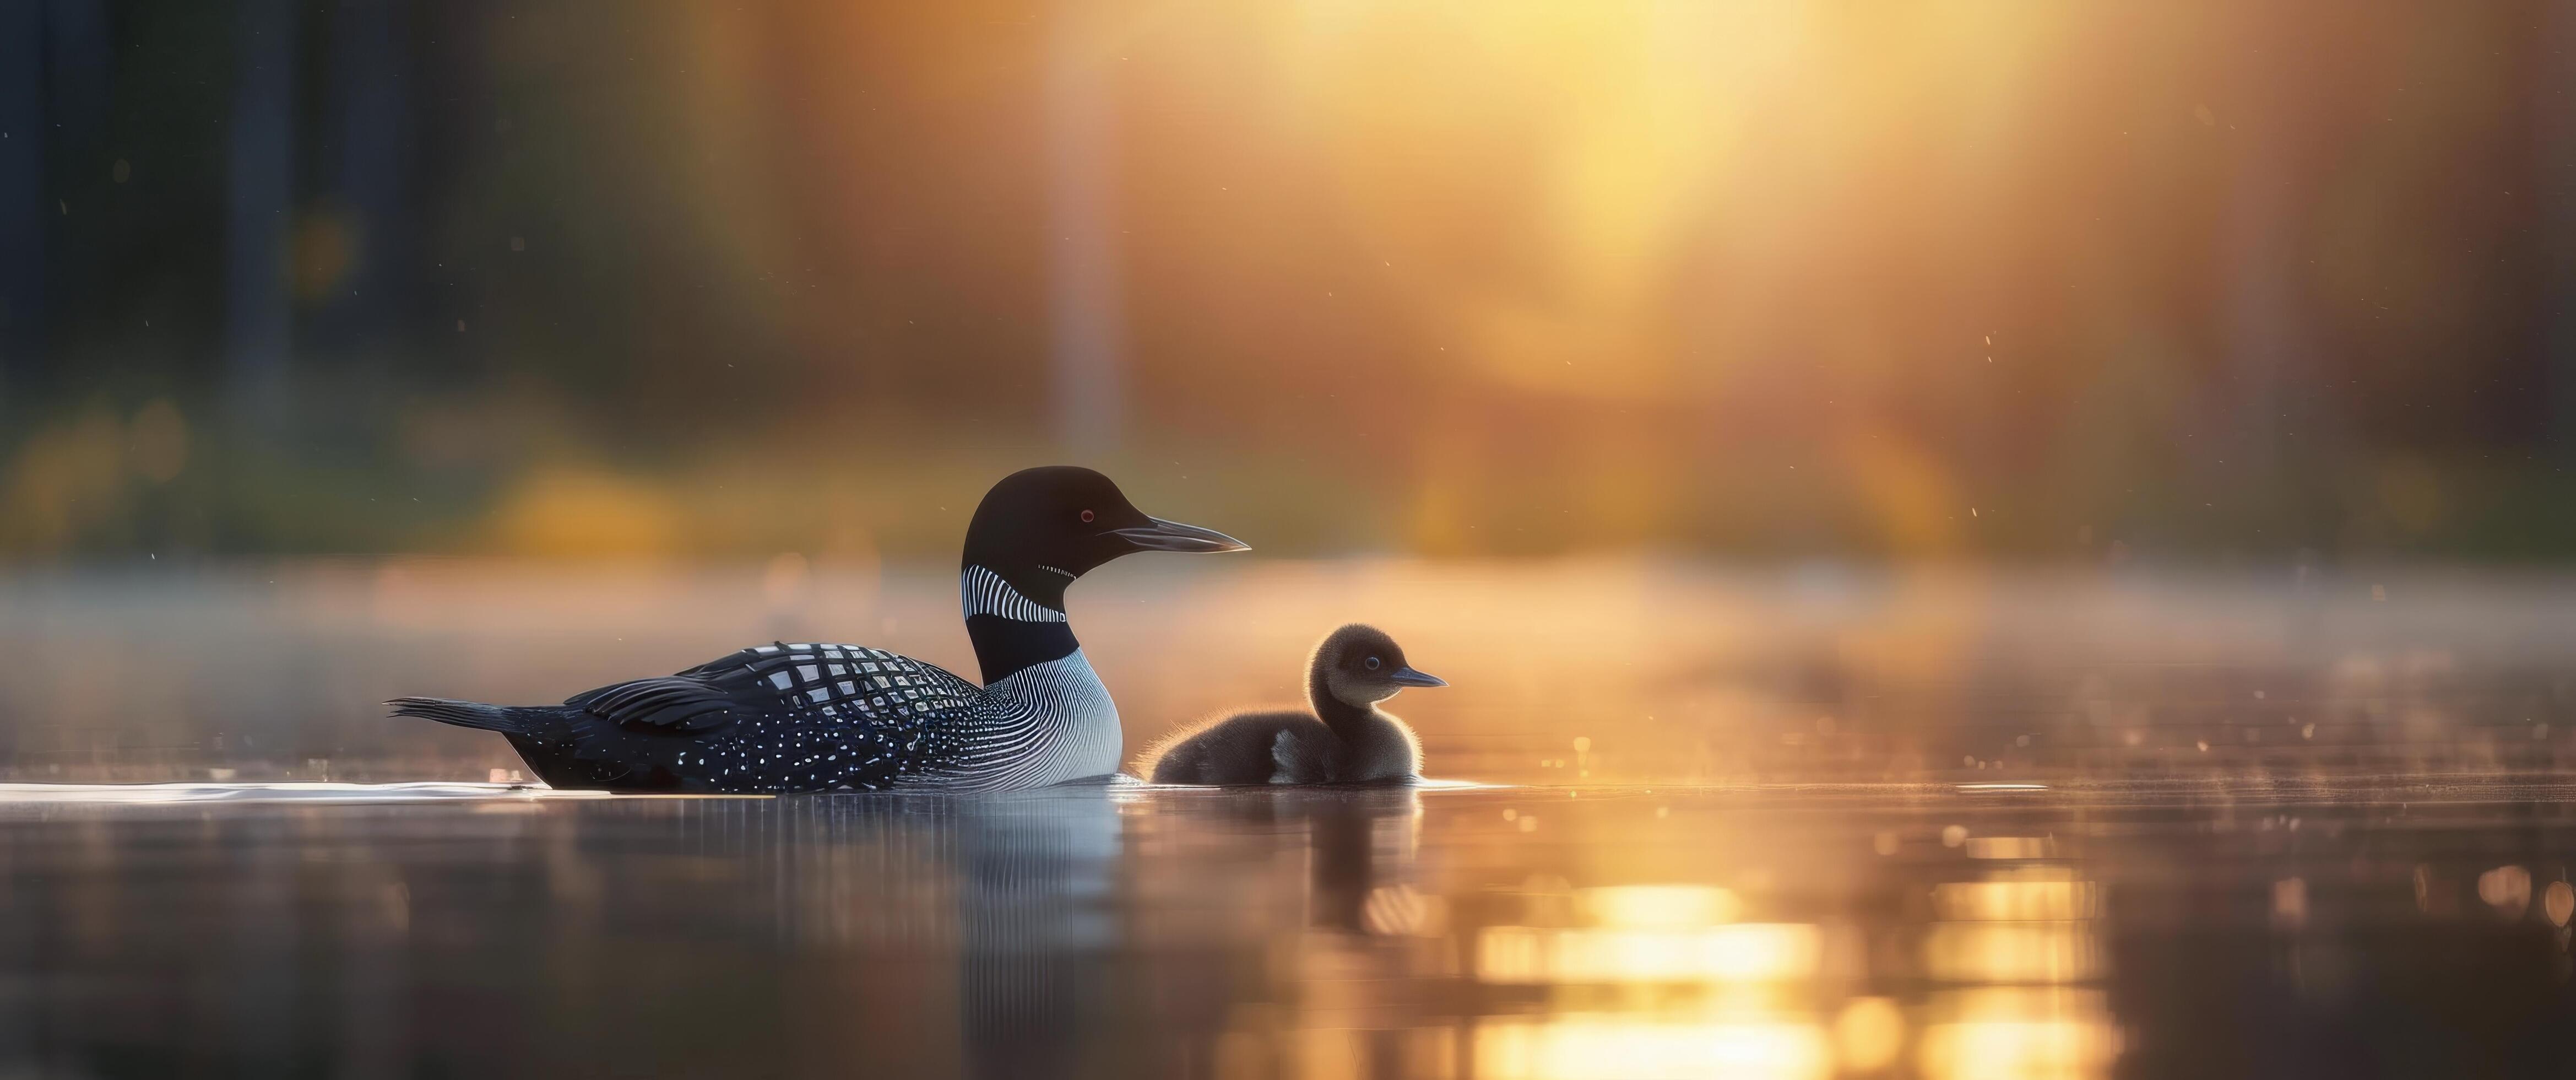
[1364, 656, 1381, 671]
[1079, 509, 1095, 523]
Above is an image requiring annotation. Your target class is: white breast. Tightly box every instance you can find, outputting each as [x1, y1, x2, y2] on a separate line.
[942, 649, 1123, 791]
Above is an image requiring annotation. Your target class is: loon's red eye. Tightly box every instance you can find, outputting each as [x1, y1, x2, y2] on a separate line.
[1079, 509, 1095, 523]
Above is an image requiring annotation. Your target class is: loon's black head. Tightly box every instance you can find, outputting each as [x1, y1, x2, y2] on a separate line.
[1311, 623, 1446, 706]
[962, 466, 1247, 604]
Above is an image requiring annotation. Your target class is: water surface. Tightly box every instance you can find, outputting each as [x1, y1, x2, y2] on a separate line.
[7, 561, 2576, 1076]
[3, 780, 2574, 1077]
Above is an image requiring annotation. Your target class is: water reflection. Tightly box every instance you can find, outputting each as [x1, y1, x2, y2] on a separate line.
[4, 784, 2576, 1076]
[1920, 861, 2116, 1079]
[1922, 922, 2102, 984]
[1473, 1018, 1829, 1080]
[953, 793, 1122, 1079]
[1476, 918, 1821, 985]
[1457, 841, 2118, 1078]
[1919, 989, 2117, 1080]
[1136, 788, 1436, 1079]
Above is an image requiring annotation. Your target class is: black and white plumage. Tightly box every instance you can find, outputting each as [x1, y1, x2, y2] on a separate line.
[387, 467, 1246, 793]
[959, 564, 1068, 624]
[1137, 624, 1445, 785]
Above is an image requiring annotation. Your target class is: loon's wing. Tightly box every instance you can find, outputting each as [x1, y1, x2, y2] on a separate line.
[546, 644, 805, 732]
[576, 642, 984, 735]
[566, 677, 741, 732]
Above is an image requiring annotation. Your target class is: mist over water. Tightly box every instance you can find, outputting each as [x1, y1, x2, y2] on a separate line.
[7, 559, 2576, 786]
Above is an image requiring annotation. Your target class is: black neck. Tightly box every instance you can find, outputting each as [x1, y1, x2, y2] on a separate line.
[1308, 665, 1375, 736]
[968, 616, 1078, 685]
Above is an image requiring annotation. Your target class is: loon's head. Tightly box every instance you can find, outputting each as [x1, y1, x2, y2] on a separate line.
[1313, 624, 1446, 706]
[962, 466, 1247, 600]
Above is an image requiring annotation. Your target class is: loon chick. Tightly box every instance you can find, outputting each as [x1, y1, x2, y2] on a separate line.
[1140, 624, 1444, 785]
[387, 466, 1246, 793]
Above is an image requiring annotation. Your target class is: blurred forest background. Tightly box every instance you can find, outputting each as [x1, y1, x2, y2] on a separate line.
[8, 0, 2576, 564]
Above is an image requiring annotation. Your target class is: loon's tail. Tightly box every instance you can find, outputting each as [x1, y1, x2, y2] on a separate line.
[386, 696, 537, 734]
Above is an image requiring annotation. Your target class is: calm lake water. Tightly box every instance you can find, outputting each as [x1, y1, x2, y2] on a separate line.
[4, 780, 2574, 1078]
[6, 560, 2576, 1076]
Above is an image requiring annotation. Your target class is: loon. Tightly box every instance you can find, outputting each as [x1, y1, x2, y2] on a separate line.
[1138, 624, 1443, 785]
[387, 466, 1247, 793]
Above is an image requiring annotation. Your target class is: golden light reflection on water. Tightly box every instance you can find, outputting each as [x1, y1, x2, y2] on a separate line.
[1933, 877, 2100, 922]
[1443, 876, 1836, 1078]
[1576, 883, 1743, 927]
[1477, 883, 1820, 986]
[1476, 921, 1822, 985]
[1919, 989, 2120, 1080]
[1473, 1017, 1830, 1080]
[1964, 835, 2052, 860]
[1924, 922, 2103, 984]
[1834, 997, 1906, 1072]
[1250, 800, 2129, 1080]
[1917, 864, 2118, 1080]
[1457, 881, 1827, 1076]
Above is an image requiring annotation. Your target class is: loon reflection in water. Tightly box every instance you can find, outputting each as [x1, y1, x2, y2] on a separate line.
[387, 467, 1246, 793]
[639, 787, 1424, 1079]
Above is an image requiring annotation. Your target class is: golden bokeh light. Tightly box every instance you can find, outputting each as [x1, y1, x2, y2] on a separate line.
[1832, 997, 1907, 1073]
[1473, 1017, 1830, 1080]
[1924, 922, 2102, 985]
[1919, 989, 2119, 1080]
[1964, 836, 2051, 860]
[2479, 865, 2532, 919]
[1934, 877, 2100, 922]
[1575, 884, 1744, 928]
[1477, 922, 1821, 986]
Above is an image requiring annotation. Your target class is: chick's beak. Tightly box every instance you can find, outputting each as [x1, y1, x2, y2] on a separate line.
[1390, 667, 1447, 688]
[1109, 516, 1250, 554]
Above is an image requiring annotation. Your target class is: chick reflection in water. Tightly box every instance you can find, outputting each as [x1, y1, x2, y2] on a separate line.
[1287, 787, 1430, 935]
[1138, 624, 1444, 785]
[1143, 788, 1431, 1078]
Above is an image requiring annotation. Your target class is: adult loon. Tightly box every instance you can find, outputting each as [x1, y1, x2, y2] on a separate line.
[1138, 624, 1443, 785]
[387, 466, 1247, 793]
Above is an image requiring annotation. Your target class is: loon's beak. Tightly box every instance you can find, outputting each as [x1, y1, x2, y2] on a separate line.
[1110, 516, 1250, 554]
[1390, 666, 1447, 688]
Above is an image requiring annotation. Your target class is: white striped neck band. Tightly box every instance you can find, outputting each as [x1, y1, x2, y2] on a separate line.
[960, 564, 1068, 623]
